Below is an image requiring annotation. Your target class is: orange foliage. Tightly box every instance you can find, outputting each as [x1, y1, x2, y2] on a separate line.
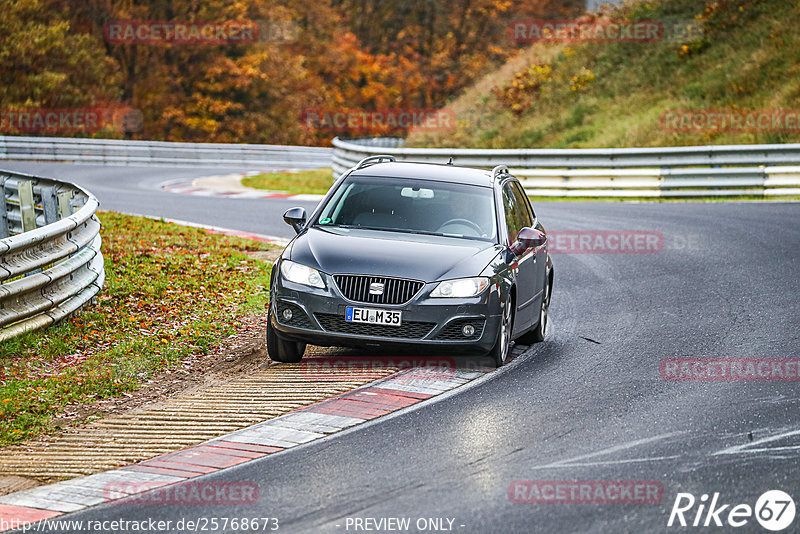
[4, 0, 584, 143]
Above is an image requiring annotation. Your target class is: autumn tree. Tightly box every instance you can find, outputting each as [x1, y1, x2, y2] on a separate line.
[330, 0, 585, 107]
[0, 0, 121, 113]
[3, 0, 586, 143]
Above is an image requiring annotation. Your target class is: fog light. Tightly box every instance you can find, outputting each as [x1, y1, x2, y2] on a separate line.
[462, 324, 475, 337]
[282, 308, 293, 321]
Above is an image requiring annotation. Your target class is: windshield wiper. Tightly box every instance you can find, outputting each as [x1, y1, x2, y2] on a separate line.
[384, 228, 446, 237]
[315, 223, 357, 229]
[316, 224, 490, 241]
[318, 223, 429, 233]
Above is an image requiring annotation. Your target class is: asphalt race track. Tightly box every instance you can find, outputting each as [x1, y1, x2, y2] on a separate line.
[0, 162, 318, 238]
[3, 162, 799, 533]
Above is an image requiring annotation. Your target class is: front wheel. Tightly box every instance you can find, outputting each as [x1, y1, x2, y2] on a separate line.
[520, 274, 551, 344]
[266, 316, 306, 363]
[488, 295, 513, 367]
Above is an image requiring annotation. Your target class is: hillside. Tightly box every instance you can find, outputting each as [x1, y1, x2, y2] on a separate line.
[406, 0, 800, 148]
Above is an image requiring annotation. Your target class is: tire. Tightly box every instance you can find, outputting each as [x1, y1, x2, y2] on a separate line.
[519, 273, 551, 344]
[488, 294, 513, 367]
[266, 313, 306, 363]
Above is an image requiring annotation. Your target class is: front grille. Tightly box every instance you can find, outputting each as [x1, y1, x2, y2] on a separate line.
[334, 275, 424, 305]
[276, 301, 316, 330]
[436, 318, 486, 340]
[315, 313, 435, 339]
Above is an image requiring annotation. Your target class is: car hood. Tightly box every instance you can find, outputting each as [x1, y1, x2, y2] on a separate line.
[287, 227, 502, 282]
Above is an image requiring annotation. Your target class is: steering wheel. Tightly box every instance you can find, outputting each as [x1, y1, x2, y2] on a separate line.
[437, 218, 484, 235]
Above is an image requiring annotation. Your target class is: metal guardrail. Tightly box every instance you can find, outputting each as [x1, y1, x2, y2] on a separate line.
[332, 137, 800, 197]
[0, 170, 104, 342]
[0, 136, 333, 169]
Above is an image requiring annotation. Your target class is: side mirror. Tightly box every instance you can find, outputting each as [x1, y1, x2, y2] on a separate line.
[283, 207, 307, 234]
[510, 227, 546, 256]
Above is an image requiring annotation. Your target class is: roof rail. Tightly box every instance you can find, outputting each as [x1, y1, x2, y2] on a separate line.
[491, 164, 509, 182]
[355, 155, 397, 170]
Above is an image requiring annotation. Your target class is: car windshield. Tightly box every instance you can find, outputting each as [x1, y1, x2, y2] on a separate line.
[315, 175, 497, 242]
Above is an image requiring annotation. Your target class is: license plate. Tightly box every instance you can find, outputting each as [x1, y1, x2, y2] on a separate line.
[345, 306, 402, 326]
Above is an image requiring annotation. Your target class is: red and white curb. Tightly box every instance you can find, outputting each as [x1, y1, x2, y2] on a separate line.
[0, 365, 492, 530]
[118, 212, 292, 246]
[161, 172, 324, 202]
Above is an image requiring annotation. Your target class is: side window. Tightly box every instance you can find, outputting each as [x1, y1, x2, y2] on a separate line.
[502, 184, 524, 244]
[512, 181, 534, 227]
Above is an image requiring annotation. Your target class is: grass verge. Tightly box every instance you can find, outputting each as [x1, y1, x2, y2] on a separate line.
[241, 168, 334, 195]
[0, 212, 278, 446]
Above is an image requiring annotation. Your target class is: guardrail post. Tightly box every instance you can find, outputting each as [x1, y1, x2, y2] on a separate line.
[41, 186, 59, 225]
[0, 175, 7, 239]
[57, 191, 74, 217]
[18, 180, 36, 233]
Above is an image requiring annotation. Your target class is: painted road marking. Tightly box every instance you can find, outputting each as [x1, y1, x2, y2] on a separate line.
[527, 432, 686, 470]
[713, 427, 800, 456]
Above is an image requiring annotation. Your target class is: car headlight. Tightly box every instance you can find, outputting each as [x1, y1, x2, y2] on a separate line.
[430, 277, 489, 298]
[280, 260, 325, 289]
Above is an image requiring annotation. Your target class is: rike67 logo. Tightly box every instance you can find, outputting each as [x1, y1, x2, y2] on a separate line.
[668, 490, 796, 531]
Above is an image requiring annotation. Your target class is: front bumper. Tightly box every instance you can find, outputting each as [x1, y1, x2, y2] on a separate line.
[271, 275, 502, 354]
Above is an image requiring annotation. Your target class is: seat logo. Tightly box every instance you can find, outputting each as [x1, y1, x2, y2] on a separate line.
[369, 282, 385, 295]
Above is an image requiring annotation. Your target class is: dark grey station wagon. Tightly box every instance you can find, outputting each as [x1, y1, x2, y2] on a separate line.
[267, 156, 553, 367]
